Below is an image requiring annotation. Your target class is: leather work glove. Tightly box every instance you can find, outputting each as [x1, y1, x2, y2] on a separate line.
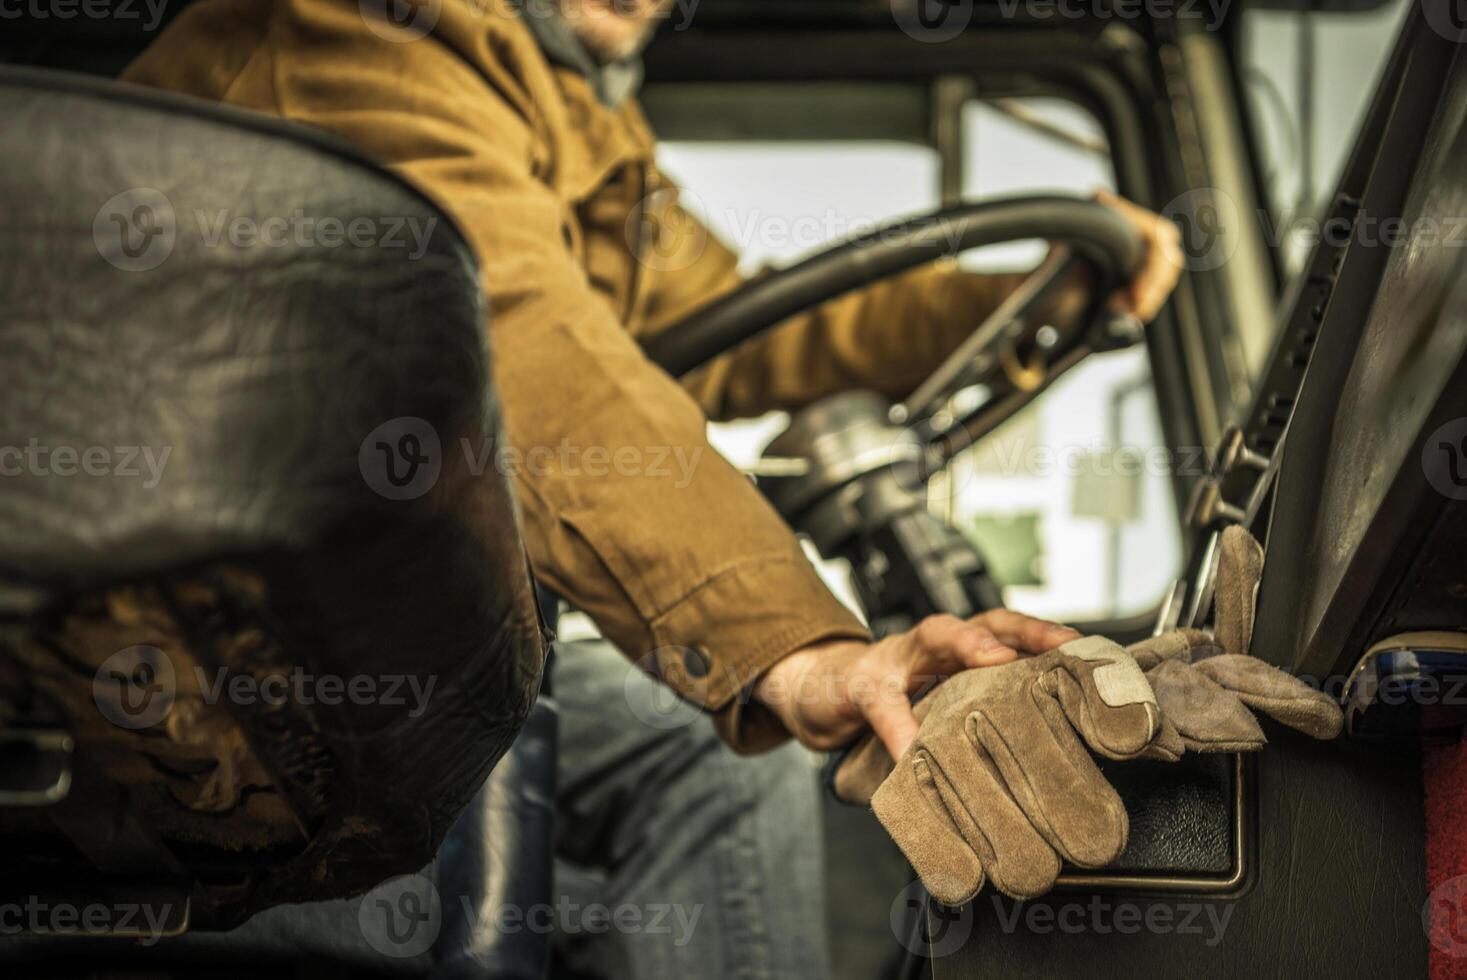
[1128, 526, 1343, 759]
[833, 636, 1160, 904]
[833, 527, 1343, 904]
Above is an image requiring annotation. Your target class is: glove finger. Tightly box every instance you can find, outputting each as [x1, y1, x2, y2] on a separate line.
[833, 677, 954, 804]
[923, 728, 1061, 900]
[1047, 637, 1160, 759]
[1149, 658, 1266, 752]
[1192, 655, 1343, 739]
[1215, 525, 1265, 655]
[973, 700, 1128, 869]
[872, 752, 986, 906]
[1125, 629, 1219, 670]
[1139, 713, 1187, 762]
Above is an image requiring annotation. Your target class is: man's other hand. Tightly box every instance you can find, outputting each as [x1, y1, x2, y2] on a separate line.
[752, 610, 1082, 759]
[1095, 188, 1184, 323]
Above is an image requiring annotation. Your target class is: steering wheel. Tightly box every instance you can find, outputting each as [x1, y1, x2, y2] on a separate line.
[645, 194, 1141, 389]
[641, 194, 1145, 634]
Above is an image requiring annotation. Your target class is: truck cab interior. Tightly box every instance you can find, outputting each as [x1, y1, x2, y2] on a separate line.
[2, 0, 1465, 977]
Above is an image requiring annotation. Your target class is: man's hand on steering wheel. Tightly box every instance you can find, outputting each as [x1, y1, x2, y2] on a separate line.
[752, 610, 1083, 759]
[1095, 188, 1184, 323]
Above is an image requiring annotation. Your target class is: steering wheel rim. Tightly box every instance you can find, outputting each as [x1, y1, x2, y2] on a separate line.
[639, 194, 1145, 378]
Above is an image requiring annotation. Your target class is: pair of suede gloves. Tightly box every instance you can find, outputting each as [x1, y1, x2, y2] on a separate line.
[832, 526, 1343, 905]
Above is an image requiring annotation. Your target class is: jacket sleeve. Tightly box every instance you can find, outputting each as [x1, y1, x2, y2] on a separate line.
[635, 180, 1082, 422]
[169, 15, 870, 752]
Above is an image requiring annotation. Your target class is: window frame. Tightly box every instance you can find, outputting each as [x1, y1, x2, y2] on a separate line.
[641, 19, 1268, 639]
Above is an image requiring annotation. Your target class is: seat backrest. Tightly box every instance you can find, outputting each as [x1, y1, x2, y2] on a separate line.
[0, 66, 546, 926]
[0, 0, 192, 76]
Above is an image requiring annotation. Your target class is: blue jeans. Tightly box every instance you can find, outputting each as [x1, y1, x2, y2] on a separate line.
[552, 639, 831, 980]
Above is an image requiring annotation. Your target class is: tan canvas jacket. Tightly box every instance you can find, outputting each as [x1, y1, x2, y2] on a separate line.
[122, 0, 1039, 751]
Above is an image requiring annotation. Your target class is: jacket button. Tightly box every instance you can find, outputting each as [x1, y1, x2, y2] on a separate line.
[681, 646, 711, 679]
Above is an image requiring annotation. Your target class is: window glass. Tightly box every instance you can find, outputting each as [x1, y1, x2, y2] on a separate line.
[656, 97, 1182, 624]
[948, 99, 1181, 621]
[658, 140, 941, 616]
[658, 142, 941, 275]
[1239, 0, 1412, 278]
[658, 140, 941, 469]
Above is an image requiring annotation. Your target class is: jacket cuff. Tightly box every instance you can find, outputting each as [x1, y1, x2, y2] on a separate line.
[642, 552, 870, 754]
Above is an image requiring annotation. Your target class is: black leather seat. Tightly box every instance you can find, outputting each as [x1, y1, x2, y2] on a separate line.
[0, 65, 548, 935]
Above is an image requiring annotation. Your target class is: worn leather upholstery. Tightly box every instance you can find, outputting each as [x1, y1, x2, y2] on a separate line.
[0, 66, 547, 925]
[0, 690, 562, 976]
